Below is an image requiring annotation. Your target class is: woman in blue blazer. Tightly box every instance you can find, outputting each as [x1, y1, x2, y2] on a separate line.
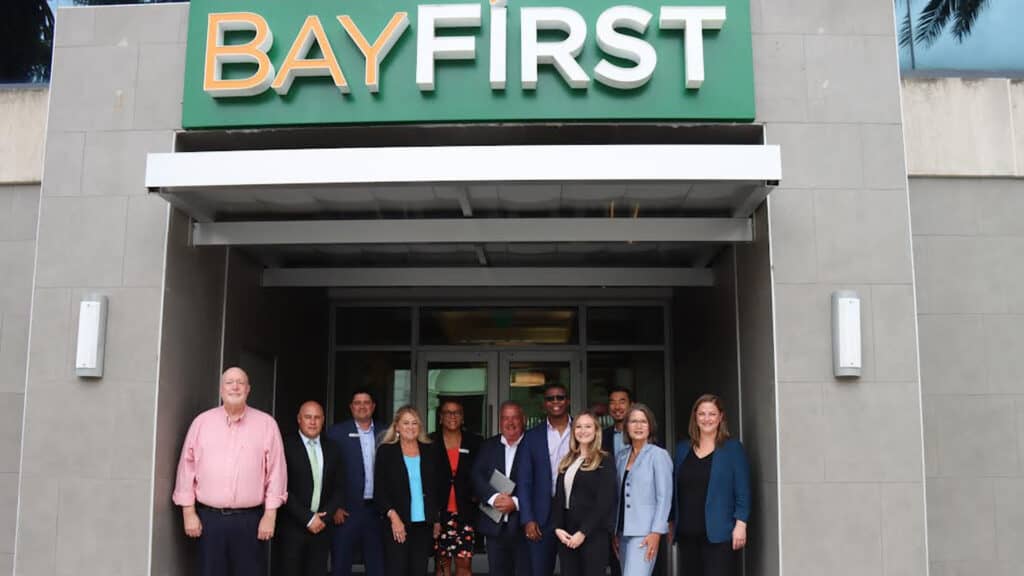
[672, 394, 750, 576]
[613, 404, 673, 576]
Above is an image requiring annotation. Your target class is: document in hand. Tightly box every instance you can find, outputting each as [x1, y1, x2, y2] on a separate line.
[479, 469, 517, 523]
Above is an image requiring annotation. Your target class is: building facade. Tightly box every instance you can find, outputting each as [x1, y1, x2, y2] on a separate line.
[3, 1, 1017, 575]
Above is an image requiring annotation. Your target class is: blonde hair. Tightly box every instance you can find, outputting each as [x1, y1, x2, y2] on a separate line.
[688, 394, 731, 447]
[381, 405, 432, 444]
[558, 412, 606, 473]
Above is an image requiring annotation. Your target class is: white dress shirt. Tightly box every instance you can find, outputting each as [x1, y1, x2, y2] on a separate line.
[547, 418, 572, 496]
[486, 434, 522, 518]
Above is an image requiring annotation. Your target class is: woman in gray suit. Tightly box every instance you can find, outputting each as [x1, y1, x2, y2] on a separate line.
[613, 404, 674, 576]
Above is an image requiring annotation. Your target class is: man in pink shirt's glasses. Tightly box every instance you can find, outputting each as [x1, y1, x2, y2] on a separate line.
[172, 367, 288, 575]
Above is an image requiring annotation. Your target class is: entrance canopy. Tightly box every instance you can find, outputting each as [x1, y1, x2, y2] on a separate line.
[145, 143, 780, 287]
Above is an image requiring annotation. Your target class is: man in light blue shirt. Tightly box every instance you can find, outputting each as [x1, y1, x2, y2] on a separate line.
[327, 391, 383, 576]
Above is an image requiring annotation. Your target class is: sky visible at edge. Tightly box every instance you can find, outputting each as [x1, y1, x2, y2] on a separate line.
[898, 0, 1024, 72]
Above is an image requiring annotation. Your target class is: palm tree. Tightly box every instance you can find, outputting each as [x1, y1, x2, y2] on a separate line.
[0, 0, 55, 83]
[899, 0, 993, 48]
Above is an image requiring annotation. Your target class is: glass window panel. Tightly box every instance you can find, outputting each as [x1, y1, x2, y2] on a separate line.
[420, 307, 578, 345]
[586, 307, 664, 346]
[335, 307, 411, 346]
[426, 362, 488, 437]
[586, 351, 666, 443]
[507, 361, 572, 430]
[332, 351, 410, 427]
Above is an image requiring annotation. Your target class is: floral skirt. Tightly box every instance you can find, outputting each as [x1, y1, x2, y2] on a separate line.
[435, 512, 475, 559]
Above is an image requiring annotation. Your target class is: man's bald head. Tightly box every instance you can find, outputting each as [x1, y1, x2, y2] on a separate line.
[297, 401, 325, 438]
[220, 367, 251, 412]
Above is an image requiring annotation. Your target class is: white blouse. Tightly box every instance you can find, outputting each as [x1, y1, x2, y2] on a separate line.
[563, 456, 586, 509]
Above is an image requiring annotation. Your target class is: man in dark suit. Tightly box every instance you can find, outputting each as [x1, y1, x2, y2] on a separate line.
[326, 390, 383, 576]
[279, 401, 345, 576]
[517, 383, 572, 576]
[473, 401, 530, 576]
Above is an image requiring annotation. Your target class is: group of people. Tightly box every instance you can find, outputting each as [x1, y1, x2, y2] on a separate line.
[172, 367, 751, 576]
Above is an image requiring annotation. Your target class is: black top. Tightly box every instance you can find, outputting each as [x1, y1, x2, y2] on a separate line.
[617, 468, 629, 534]
[428, 430, 483, 522]
[374, 441, 444, 524]
[551, 452, 619, 537]
[678, 448, 713, 536]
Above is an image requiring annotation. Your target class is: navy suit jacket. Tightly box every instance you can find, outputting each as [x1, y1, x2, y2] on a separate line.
[326, 419, 381, 507]
[516, 422, 558, 528]
[472, 434, 525, 536]
[672, 438, 751, 543]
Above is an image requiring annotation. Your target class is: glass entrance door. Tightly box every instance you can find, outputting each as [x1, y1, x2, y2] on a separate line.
[417, 351, 498, 438]
[416, 350, 581, 437]
[500, 351, 581, 431]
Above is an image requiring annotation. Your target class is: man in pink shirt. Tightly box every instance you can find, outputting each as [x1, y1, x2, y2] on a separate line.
[173, 367, 288, 575]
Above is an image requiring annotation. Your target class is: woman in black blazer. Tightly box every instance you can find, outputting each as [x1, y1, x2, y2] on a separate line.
[552, 411, 618, 576]
[428, 398, 483, 576]
[374, 406, 443, 576]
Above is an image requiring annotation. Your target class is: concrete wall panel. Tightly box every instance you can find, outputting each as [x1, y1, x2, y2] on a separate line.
[15, 6, 182, 574]
[0, 186, 41, 242]
[765, 188, 816, 283]
[805, 35, 902, 124]
[751, 35, 807, 123]
[81, 131, 171, 197]
[781, 483, 883, 576]
[758, 0, 926, 573]
[0, 315, 30, 394]
[39, 133, 85, 198]
[911, 177, 1024, 575]
[753, 0, 896, 35]
[902, 79, 1019, 177]
[0, 182, 40, 576]
[0, 90, 47, 184]
[882, 483, 928, 576]
[151, 208, 226, 576]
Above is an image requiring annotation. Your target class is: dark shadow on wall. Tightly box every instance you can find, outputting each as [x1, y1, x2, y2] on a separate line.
[671, 204, 780, 576]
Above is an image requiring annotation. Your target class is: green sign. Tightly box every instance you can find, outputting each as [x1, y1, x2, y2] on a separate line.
[183, 0, 754, 129]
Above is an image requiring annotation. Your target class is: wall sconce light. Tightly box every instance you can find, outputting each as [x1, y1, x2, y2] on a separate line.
[831, 290, 861, 378]
[75, 294, 108, 378]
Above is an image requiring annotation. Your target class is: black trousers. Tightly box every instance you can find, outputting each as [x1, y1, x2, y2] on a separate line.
[382, 522, 432, 576]
[277, 520, 330, 576]
[558, 531, 610, 576]
[676, 533, 735, 576]
[484, 525, 530, 576]
[196, 507, 266, 576]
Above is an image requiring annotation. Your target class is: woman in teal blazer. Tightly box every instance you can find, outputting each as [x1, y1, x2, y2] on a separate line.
[671, 394, 750, 576]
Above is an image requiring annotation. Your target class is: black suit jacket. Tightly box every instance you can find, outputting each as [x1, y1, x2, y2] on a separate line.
[602, 426, 617, 458]
[281, 433, 345, 530]
[429, 430, 483, 522]
[374, 441, 443, 524]
[472, 434, 526, 536]
[551, 452, 618, 537]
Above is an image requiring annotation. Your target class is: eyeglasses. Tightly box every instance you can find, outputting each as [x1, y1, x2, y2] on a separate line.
[544, 394, 567, 402]
[440, 410, 463, 416]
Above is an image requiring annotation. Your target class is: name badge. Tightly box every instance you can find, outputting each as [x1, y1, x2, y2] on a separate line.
[348, 433, 360, 438]
[459, 448, 470, 454]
